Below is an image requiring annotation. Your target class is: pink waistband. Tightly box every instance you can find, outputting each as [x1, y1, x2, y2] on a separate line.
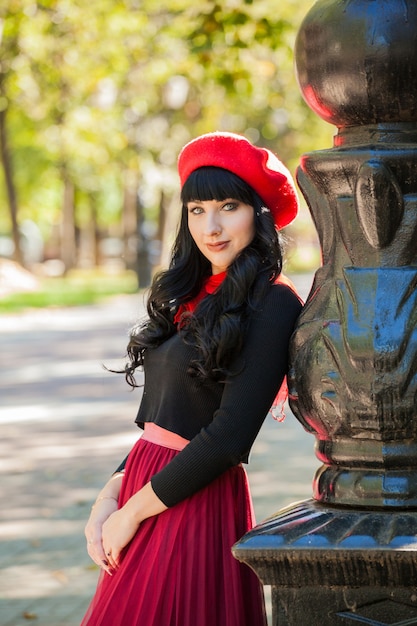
[141, 423, 190, 451]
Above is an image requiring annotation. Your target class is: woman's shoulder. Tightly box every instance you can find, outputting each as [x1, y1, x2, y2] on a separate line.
[274, 274, 303, 301]
[268, 275, 303, 305]
[256, 277, 303, 320]
[243, 278, 303, 346]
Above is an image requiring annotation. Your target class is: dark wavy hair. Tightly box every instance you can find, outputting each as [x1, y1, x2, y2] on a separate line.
[124, 166, 283, 385]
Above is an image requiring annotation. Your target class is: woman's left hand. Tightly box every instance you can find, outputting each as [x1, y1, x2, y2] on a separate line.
[101, 506, 140, 570]
[101, 481, 168, 570]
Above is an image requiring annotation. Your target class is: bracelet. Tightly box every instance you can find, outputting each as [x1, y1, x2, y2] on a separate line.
[92, 496, 118, 508]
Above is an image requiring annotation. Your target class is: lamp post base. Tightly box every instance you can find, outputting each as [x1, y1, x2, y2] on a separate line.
[233, 499, 417, 626]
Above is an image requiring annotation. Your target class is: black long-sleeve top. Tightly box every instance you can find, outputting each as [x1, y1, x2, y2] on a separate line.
[119, 283, 302, 508]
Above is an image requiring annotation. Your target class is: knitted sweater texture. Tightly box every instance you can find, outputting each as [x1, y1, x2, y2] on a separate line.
[121, 282, 302, 507]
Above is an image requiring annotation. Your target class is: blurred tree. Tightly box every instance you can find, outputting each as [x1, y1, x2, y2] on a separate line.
[0, 3, 24, 265]
[0, 0, 330, 278]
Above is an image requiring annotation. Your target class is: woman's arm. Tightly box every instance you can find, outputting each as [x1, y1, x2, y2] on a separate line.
[84, 471, 124, 574]
[150, 285, 302, 507]
[87, 285, 301, 571]
[100, 482, 168, 571]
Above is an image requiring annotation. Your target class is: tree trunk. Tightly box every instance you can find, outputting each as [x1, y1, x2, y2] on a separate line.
[60, 172, 76, 272]
[90, 194, 101, 267]
[122, 169, 138, 271]
[0, 106, 23, 266]
[136, 193, 151, 288]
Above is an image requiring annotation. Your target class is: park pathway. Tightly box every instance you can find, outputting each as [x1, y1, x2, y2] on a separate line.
[0, 274, 316, 626]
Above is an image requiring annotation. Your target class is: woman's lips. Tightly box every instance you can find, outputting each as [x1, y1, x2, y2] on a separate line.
[206, 241, 229, 251]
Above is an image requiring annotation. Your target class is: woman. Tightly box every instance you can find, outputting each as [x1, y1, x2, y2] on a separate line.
[81, 131, 302, 626]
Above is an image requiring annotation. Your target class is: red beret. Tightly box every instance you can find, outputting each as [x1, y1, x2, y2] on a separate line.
[178, 132, 298, 230]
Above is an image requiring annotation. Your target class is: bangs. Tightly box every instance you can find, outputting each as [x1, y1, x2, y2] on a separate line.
[181, 167, 254, 206]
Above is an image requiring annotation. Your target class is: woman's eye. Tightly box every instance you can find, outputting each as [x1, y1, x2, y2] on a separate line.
[223, 202, 238, 211]
[189, 206, 203, 215]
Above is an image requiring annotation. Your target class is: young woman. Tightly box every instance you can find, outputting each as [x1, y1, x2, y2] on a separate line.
[81, 131, 302, 626]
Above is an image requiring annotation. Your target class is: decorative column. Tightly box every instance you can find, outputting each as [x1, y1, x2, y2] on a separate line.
[233, 1, 417, 624]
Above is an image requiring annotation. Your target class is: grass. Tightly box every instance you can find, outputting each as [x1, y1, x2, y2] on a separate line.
[0, 269, 139, 313]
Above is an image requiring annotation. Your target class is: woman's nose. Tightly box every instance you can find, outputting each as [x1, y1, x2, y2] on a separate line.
[205, 212, 221, 235]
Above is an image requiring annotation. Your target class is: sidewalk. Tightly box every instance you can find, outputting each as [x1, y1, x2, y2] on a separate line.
[0, 274, 317, 626]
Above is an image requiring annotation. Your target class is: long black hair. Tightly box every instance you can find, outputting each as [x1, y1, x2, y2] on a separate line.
[124, 166, 283, 385]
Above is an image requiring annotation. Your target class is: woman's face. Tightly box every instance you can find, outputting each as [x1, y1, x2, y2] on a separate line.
[186, 198, 256, 275]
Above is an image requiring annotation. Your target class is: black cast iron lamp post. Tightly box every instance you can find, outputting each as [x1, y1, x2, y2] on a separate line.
[233, 1, 417, 624]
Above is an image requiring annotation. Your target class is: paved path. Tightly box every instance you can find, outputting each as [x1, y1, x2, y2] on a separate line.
[0, 274, 317, 626]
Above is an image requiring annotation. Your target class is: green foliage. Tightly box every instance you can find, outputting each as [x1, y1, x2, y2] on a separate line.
[0, 0, 331, 263]
[0, 269, 138, 312]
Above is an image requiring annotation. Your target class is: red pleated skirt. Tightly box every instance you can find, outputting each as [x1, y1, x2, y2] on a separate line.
[81, 427, 267, 626]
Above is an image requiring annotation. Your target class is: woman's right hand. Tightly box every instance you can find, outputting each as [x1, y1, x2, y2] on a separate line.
[85, 497, 119, 575]
[84, 472, 124, 574]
